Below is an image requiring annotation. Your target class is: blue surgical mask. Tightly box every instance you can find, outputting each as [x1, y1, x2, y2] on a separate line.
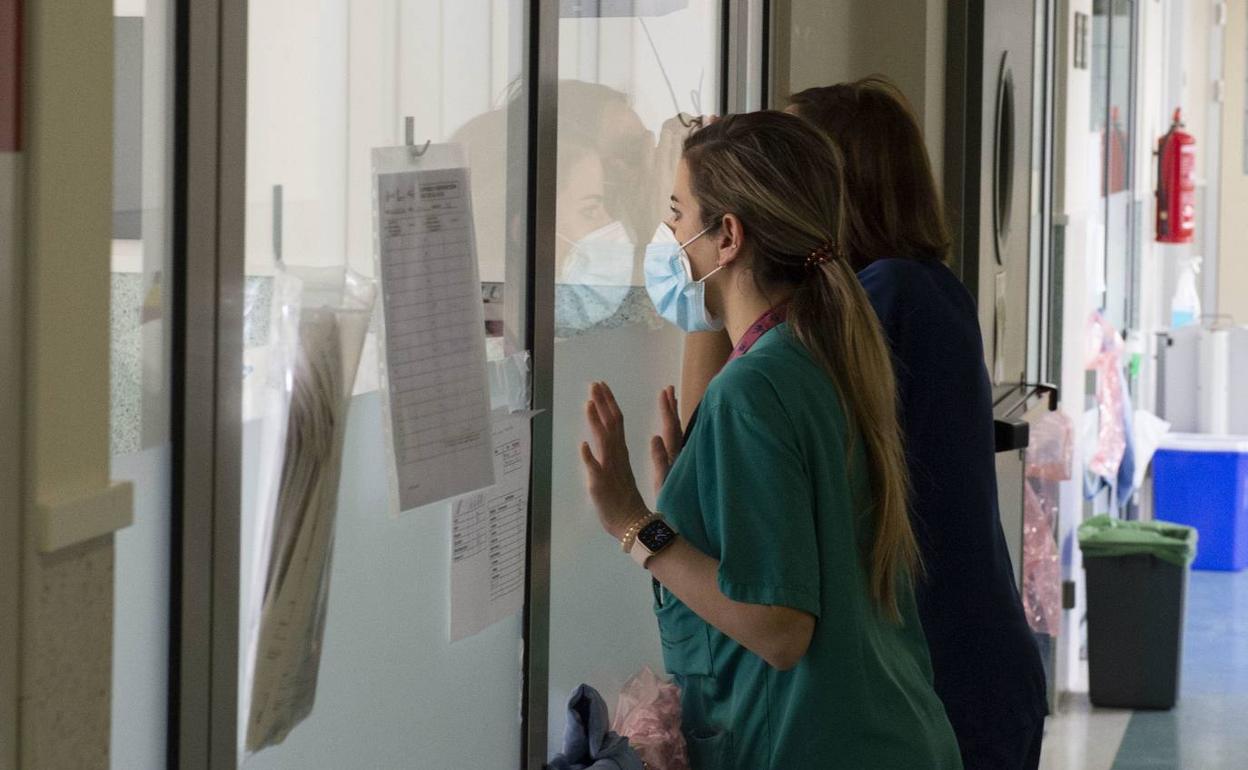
[643, 222, 723, 332]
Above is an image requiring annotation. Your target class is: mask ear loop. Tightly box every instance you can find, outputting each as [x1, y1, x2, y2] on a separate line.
[696, 264, 725, 285]
[678, 222, 717, 251]
[681, 222, 722, 283]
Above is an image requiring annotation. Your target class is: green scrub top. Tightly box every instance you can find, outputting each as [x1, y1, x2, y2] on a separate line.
[654, 323, 963, 770]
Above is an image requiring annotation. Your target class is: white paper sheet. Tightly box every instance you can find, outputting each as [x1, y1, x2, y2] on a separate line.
[375, 159, 495, 511]
[450, 413, 532, 641]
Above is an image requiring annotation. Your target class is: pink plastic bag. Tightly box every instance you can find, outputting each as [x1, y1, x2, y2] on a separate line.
[1022, 480, 1063, 636]
[1085, 312, 1126, 480]
[1022, 410, 1071, 637]
[1026, 411, 1074, 482]
[611, 667, 689, 770]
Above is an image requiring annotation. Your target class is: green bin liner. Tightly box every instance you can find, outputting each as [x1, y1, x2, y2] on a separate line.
[1078, 515, 1198, 567]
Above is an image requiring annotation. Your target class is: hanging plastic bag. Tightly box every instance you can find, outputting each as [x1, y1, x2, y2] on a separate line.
[1023, 411, 1072, 637]
[611, 666, 689, 770]
[1026, 409, 1074, 482]
[1085, 311, 1127, 481]
[1022, 483, 1062, 636]
[242, 266, 377, 755]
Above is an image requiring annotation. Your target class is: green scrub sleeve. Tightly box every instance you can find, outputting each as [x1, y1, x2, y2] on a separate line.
[693, 403, 822, 618]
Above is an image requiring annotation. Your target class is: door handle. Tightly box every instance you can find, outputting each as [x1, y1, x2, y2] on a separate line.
[994, 417, 1030, 453]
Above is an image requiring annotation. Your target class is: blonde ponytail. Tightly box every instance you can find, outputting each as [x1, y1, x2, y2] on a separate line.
[789, 258, 918, 621]
[684, 112, 919, 621]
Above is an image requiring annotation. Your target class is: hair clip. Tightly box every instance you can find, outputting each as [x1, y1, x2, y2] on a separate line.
[805, 242, 838, 270]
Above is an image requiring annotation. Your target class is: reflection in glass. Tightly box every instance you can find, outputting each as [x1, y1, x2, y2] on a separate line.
[552, 47, 715, 301]
[240, 2, 529, 766]
[547, 3, 722, 757]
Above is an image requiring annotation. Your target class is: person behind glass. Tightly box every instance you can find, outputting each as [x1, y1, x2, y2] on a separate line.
[578, 111, 962, 770]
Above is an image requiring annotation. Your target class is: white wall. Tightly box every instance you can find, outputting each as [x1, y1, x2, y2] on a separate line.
[1217, 1, 1248, 324]
[1175, 0, 1218, 316]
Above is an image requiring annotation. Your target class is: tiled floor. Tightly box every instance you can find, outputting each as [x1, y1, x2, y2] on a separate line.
[1039, 569, 1248, 770]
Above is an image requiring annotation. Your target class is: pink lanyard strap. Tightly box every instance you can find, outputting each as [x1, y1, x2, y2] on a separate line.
[728, 305, 788, 362]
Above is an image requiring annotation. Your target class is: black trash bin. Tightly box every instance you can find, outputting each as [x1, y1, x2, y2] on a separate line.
[1079, 515, 1198, 710]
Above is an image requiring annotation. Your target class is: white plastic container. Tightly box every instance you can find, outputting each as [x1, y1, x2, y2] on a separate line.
[1170, 257, 1201, 328]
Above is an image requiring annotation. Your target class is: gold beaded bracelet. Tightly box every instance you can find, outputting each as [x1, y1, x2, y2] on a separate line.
[619, 511, 659, 553]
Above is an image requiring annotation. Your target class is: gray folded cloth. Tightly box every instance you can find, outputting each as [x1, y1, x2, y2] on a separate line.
[546, 684, 644, 770]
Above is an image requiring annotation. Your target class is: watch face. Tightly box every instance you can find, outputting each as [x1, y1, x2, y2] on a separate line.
[638, 520, 676, 551]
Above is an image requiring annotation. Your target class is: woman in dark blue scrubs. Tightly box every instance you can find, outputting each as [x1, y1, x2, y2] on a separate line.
[678, 78, 1049, 768]
[785, 77, 1048, 769]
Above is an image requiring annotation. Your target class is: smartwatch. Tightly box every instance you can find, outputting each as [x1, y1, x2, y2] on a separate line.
[629, 517, 678, 567]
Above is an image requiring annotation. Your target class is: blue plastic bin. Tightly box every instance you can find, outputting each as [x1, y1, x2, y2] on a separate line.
[1152, 434, 1248, 571]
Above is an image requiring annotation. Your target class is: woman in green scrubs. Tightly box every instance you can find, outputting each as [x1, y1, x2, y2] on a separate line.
[579, 111, 962, 769]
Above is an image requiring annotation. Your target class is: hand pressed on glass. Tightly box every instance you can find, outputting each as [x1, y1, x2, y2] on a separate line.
[580, 381, 652, 540]
[648, 385, 682, 499]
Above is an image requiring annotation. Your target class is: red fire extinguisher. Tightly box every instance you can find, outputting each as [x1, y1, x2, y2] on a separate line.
[1156, 108, 1196, 244]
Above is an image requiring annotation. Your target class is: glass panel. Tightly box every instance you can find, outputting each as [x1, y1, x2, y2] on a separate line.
[109, 0, 174, 766]
[239, 1, 529, 766]
[1090, 0, 1136, 329]
[547, 3, 722, 757]
[1103, 0, 1136, 330]
[1088, 0, 1111, 314]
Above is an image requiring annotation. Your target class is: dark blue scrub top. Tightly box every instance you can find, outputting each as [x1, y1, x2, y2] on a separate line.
[858, 258, 1048, 739]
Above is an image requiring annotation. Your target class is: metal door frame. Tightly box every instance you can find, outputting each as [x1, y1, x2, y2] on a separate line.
[725, 0, 771, 112]
[521, 1, 558, 766]
[1029, 0, 1060, 384]
[944, 0, 988, 295]
[172, 0, 246, 767]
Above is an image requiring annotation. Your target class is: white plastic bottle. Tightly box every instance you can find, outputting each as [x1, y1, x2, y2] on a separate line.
[1171, 256, 1202, 328]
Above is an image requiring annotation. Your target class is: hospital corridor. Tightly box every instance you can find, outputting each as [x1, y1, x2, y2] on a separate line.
[2, 1, 1248, 768]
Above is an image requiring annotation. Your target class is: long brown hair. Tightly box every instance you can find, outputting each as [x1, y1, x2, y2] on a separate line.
[683, 112, 919, 622]
[788, 77, 951, 271]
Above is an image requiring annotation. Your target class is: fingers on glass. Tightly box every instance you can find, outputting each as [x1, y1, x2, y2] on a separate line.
[580, 441, 601, 471]
[598, 382, 622, 422]
[650, 435, 668, 467]
[586, 398, 606, 442]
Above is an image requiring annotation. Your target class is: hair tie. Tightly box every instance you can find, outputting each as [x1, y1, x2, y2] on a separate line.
[805, 242, 838, 270]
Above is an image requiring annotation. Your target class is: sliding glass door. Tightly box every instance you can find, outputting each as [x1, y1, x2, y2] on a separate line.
[544, 1, 726, 757]
[181, 2, 760, 766]
[237, 2, 530, 767]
